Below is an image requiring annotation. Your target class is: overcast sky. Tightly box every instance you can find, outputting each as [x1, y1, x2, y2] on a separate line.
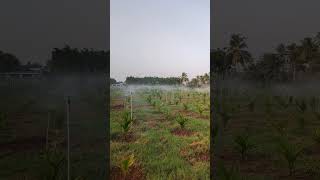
[212, 0, 320, 58]
[111, 0, 210, 81]
[0, 0, 108, 64]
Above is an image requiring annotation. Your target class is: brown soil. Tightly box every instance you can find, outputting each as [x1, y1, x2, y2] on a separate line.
[113, 132, 137, 143]
[180, 141, 209, 165]
[0, 136, 45, 153]
[214, 148, 314, 180]
[110, 165, 145, 180]
[112, 104, 124, 110]
[171, 128, 193, 136]
[146, 121, 158, 129]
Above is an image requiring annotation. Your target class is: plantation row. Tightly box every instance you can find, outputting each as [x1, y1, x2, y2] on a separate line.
[212, 86, 320, 179]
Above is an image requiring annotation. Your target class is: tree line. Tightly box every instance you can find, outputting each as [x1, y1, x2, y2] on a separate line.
[123, 72, 210, 87]
[211, 33, 320, 83]
[0, 45, 109, 73]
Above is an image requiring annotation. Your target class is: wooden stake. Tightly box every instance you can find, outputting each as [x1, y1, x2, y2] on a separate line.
[130, 92, 133, 120]
[66, 97, 70, 180]
[46, 111, 50, 150]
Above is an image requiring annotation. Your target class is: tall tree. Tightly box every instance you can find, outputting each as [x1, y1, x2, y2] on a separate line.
[226, 34, 252, 72]
[0, 51, 21, 72]
[180, 72, 189, 85]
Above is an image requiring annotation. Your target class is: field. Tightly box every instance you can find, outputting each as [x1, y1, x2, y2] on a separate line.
[110, 85, 210, 179]
[0, 76, 107, 179]
[212, 79, 320, 180]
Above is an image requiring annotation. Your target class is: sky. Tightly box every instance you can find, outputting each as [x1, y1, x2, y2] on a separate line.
[110, 0, 210, 82]
[0, 0, 109, 64]
[212, 0, 320, 58]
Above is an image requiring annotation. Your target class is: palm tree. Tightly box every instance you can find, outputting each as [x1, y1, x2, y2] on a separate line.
[226, 34, 252, 72]
[211, 48, 230, 78]
[299, 37, 318, 65]
[314, 32, 320, 47]
[286, 43, 300, 81]
[203, 73, 210, 84]
[180, 72, 189, 85]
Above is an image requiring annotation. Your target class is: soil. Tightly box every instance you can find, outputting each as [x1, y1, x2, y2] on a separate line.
[180, 141, 209, 165]
[113, 132, 137, 143]
[0, 136, 45, 153]
[112, 104, 124, 110]
[171, 128, 193, 137]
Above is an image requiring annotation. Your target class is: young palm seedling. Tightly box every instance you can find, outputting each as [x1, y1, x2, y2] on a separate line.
[274, 95, 290, 110]
[212, 124, 219, 145]
[309, 96, 319, 112]
[219, 111, 232, 129]
[120, 154, 135, 178]
[175, 113, 188, 129]
[313, 128, 320, 144]
[268, 117, 288, 136]
[0, 112, 7, 129]
[248, 100, 255, 112]
[196, 104, 205, 117]
[295, 99, 307, 113]
[277, 139, 305, 176]
[233, 133, 255, 160]
[183, 103, 189, 111]
[297, 115, 306, 131]
[41, 147, 66, 180]
[120, 110, 133, 133]
[146, 95, 152, 104]
[216, 161, 241, 180]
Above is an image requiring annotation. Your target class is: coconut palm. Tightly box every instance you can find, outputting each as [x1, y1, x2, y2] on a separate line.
[180, 72, 189, 85]
[286, 43, 300, 81]
[299, 37, 318, 65]
[226, 34, 252, 72]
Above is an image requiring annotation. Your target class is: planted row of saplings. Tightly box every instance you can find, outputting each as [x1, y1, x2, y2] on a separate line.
[213, 92, 320, 177]
[147, 90, 209, 119]
[147, 94, 189, 130]
[115, 94, 139, 179]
